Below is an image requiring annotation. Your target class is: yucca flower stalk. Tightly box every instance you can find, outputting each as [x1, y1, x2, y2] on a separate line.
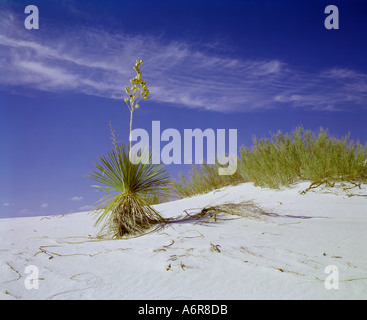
[124, 59, 149, 159]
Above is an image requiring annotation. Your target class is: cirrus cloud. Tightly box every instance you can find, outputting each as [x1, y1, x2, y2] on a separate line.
[0, 9, 366, 113]
[71, 196, 84, 201]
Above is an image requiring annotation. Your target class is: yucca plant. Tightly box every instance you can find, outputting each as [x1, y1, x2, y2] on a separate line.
[88, 144, 170, 238]
[88, 60, 170, 238]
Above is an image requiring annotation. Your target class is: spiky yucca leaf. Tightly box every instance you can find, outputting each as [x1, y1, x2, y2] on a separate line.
[88, 144, 170, 238]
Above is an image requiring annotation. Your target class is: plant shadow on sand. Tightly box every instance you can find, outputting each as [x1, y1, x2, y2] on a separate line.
[160, 201, 277, 228]
[151, 198, 333, 237]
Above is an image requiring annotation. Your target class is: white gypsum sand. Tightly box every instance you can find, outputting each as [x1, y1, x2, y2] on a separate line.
[0, 181, 366, 300]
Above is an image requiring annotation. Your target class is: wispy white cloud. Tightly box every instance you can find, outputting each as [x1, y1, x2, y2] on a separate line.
[321, 68, 366, 80]
[0, 9, 366, 112]
[40, 203, 48, 208]
[71, 196, 84, 201]
[19, 208, 29, 215]
[79, 205, 94, 211]
[2, 202, 11, 207]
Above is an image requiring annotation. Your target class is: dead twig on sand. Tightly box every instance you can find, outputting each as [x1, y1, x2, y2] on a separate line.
[178, 201, 274, 224]
[301, 179, 367, 197]
[4, 262, 22, 283]
[153, 239, 175, 252]
[210, 243, 221, 253]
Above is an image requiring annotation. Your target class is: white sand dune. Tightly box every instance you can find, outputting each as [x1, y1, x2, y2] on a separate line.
[1, 182, 367, 300]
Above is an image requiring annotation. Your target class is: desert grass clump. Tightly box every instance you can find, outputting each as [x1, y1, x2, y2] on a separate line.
[173, 162, 243, 198]
[238, 127, 367, 189]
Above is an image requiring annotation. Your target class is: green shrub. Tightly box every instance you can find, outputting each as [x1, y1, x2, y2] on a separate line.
[238, 127, 367, 188]
[173, 162, 243, 198]
[173, 127, 367, 194]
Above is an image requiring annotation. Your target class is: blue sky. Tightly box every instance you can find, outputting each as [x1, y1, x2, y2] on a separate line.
[1, 0, 367, 218]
